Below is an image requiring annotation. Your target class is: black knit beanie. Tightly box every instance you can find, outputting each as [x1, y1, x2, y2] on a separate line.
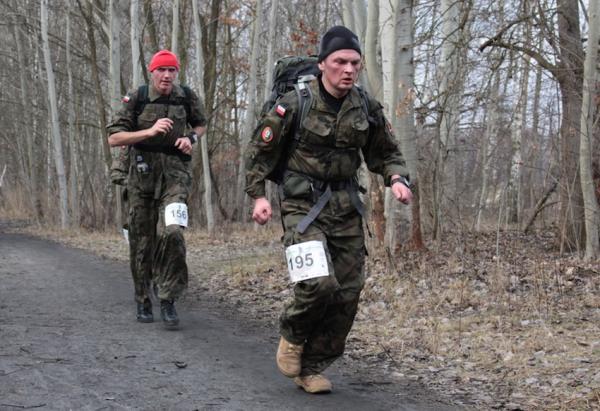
[318, 26, 362, 62]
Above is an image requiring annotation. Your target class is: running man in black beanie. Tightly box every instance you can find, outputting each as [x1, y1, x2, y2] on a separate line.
[245, 26, 412, 393]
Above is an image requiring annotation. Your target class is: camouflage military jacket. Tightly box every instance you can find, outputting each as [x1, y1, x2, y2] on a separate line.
[107, 84, 206, 152]
[245, 79, 408, 199]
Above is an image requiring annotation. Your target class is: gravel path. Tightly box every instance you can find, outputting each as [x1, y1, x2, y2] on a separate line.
[0, 231, 463, 410]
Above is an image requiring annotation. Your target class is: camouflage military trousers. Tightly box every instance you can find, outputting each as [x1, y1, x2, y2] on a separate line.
[279, 192, 365, 376]
[127, 151, 191, 304]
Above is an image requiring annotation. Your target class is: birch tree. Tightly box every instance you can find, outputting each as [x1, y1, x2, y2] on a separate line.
[236, 0, 263, 220]
[41, 0, 69, 228]
[579, 0, 600, 260]
[380, 0, 400, 250]
[109, 0, 122, 116]
[66, 2, 80, 226]
[109, 0, 122, 228]
[192, 0, 215, 233]
[364, 0, 383, 99]
[396, 0, 423, 249]
[475, 60, 502, 231]
[433, 0, 466, 239]
[131, 0, 142, 87]
[171, 0, 180, 55]
[507, 53, 529, 225]
[379, 0, 422, 251]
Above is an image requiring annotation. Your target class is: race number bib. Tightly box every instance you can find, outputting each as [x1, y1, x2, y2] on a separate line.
[165, 203, 188, 227]
[285, 240, 329, 283]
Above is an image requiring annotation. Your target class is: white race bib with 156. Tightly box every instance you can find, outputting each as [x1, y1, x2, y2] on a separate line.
[165, 203, 188, 227]
[285, 240, 329, 283]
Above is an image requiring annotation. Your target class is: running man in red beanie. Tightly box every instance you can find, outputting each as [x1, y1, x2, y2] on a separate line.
[107, 50, 207, 328]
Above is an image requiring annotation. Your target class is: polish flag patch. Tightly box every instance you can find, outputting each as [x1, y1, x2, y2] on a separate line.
[275, 104, 287, 117]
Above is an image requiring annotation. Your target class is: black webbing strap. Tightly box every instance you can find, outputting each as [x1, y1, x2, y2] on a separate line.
[296, 185, 332, 234]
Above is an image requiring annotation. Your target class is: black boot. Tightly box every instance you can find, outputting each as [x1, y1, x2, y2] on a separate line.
[160, 299, 179, 328]
[136, 299, 153, 323]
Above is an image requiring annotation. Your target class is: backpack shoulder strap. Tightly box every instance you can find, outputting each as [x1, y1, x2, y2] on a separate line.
[356, 86, 375, 125]
[293, 79, 314, 141]
[134, 84, 148, 117]
[266, 82, 313, 185]
[181, 85, 193, 123]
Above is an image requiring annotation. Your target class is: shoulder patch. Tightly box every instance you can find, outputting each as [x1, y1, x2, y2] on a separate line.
[261, 126, 274, 143]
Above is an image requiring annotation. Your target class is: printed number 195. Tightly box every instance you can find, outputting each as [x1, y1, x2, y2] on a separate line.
[288, 253, 314, 271]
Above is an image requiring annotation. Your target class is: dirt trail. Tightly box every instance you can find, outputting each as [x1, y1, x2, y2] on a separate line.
[0, 231, 463, 410]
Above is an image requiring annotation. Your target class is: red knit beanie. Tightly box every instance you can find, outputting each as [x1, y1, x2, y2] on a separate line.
[148, 50, 180, 72]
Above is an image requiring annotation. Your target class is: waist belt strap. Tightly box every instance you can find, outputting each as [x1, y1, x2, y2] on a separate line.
[349, 188, 365, 217]
[296, 185, 332, 234]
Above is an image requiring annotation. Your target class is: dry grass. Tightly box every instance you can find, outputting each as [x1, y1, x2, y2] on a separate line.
[5, 218, 600, 410]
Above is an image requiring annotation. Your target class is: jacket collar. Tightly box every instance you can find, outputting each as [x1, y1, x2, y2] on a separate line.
[309, 79, 363, 116]
[148, 84, 184, 101]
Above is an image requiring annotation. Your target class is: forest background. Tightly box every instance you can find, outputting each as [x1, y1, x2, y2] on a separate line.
[0, 0, 599, 409]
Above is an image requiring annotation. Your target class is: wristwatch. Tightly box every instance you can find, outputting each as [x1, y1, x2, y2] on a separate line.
[390, 176, 412, 189]
[187, 131, 198, 145]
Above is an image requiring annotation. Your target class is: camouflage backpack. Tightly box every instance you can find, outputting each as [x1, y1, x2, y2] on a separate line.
[262, 56, 372, 184]
[262, 56, 320, 184]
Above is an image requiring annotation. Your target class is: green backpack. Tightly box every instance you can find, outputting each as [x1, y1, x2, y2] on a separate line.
[262, 56, 372, 185]
[262, 56, 320, 184]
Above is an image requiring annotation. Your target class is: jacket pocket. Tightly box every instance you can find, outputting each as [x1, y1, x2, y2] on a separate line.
[282, 173, 313, 200]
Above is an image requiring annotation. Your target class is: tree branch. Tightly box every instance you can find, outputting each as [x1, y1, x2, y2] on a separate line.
[479, 39, 557, 78]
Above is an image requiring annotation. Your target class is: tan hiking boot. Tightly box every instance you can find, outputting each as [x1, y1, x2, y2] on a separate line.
[294, 374, 332, 394]
[276, 336, 303, 377]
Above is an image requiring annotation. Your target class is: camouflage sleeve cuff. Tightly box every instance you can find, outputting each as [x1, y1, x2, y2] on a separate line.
[245, 183, 266, 199]
[106, 124, 129, 136]
[189, 119, 207, 128]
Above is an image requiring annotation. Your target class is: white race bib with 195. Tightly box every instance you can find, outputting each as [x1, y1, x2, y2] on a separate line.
[165, 202, 188, 227]
[285, 240, 329, 283]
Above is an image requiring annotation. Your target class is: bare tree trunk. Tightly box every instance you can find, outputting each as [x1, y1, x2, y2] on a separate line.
[66, 2, 80, 226]
[109, 0, 121, 116]
[557, 0, 585, 252]
[192, 0, 215, 234]
[144, 0, 160, 51]
[12, 8, 39, 219]
[80, 1, 111, 174]
[395, 0, 423, 250]
[191, 0, 221, 219]
[579, 0, 600, 260]
[131, 0, 142, 87]
[109, 0, 122, 229]
[379, 0, 399, 250]
[433, 0, 464, 239]
[476, 65, 501, 231]
[41, 0, 69, 228]
[171, 0, 180, 55]
[379, 0, 420, 250]
[364, 0, 382, 99]
[236, 0, 263, 221]
[507, 53, 529, 225]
